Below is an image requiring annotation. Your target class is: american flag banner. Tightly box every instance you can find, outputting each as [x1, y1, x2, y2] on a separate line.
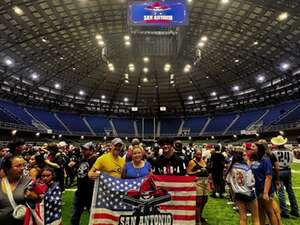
[89, 174, 196, 225]
[24, 182, 62, 225]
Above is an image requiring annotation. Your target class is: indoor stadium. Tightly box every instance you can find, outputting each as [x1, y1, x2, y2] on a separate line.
[0, 0, 300, 225]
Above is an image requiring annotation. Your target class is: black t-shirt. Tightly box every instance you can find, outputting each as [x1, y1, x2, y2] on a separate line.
[153, 153, 186, 176]
[76, 155, 97, 194]
[210, 152, 225, 174]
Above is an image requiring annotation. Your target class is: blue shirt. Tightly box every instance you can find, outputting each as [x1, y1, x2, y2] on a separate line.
[124, 161, 152, 178]
[251, 155, 274, 195]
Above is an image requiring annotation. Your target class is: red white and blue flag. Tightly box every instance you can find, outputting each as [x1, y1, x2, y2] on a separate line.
[24, 182, 62, 225]
[89, 174, 196, 225]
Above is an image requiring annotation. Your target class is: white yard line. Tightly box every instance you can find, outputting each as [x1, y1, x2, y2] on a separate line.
[292, 170, 300, 174]
[65, 188, 77, 192]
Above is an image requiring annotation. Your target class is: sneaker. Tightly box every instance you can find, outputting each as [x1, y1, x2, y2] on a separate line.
[200, 217, 208, 225]
[290, 211, 300, 217]
[281, 213, 290, 218]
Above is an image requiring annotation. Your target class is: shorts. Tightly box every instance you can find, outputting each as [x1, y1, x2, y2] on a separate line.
[196, 177, 209, 196]
[235, 192, 256, 202]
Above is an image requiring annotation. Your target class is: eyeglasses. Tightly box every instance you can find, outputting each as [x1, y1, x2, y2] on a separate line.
[41, 174, 51, 178]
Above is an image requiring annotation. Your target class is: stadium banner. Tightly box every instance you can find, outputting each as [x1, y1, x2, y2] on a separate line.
[241, 130, 258, 135]
[128, 0, 188, 26]
[89, 173, 196, 225]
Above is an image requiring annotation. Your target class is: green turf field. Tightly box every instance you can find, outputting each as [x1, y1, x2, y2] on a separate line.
[62, 163, 300, 225]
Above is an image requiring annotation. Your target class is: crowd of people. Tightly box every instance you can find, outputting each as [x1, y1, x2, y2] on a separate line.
[0, 135, 299, 225]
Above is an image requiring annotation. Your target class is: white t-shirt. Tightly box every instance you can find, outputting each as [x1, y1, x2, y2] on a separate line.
[226, 162, 255, 196]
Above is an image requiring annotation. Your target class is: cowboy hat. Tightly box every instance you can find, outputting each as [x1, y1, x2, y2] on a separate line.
[271, 135, 288, 146]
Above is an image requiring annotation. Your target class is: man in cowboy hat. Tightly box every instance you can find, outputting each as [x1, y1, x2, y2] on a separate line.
[271, 135, 299, 218]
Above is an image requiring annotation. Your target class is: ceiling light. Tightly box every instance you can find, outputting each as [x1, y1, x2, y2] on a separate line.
[72, 67, 76, 71]
[211, 91, 217, 96]
[280, 62, 290, 70]
[143, 67, 149, 73]
[31, 73, 39, 80]
[80, 136, 84, 140]
[220, 0, 229, 4]
[198, 42, 205, 48]
[257, 75, 265, 83]
[124, 97, 129, 102]
[13, 6, 24, 15]
[125, 41, 131, 46]
[188, 96, 194, 100]
[79, 90, 85, 96]
[95, 34, 103, 40]
[233, 85, 240, 91]
[36, 132, 40, 137]
[164, 63, 171, 72]
[278, 12, 289, 21]
[128, 63, 135, 72]
[143, 57, 149, 63]
[54, 83, 61, 89]
[124, 73, 129, 79]
[60, 56, 64, 60]
[98, 40, 105, 46]
[58, 134, 62, 138]
[108, 63, 114, 71]
[160, 106, 167, 111]
[11, 129, 17, 135]
[200, 36, 208, 42]
[41, 37, 48, 43]
[101, 95, 106, 99]
[170, 80, 174, 84]
[124, 35, 130, 41]
[138, 85, 141, 88]
[184, 64, 192, 73]
[4, 57, 14, 66]
[170, 74, 174, 79]
[143, 77, 148, 83]
[253, 41, 258, 45]
[131, 107, 138, 112]
[187, 0, 193, 3]
[124, 79, 129, 83]
[234, 59, 240, 63]
[206, 76, 209, 79]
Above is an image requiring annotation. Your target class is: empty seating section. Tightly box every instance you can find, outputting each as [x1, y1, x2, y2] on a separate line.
[278, 105, 300, 124]
[205, 113, 236, 133]
[0, 100, 34, 126]
[56, 112, 90, 134]
[1, 99, 300, 136]
[136, 118, 156, 137]
[0, 109, 23, 124]
[26, 107, 66, 132]
[85, 116, 111, 136]
[160, 118, 181, 136]
[229, 109, 266, 131]
[260, 101, 299, 126]
[112, 118, 135, 136]
[183, 116, 207, 135]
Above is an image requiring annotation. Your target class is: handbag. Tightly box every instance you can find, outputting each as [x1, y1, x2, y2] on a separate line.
[4, 177, 27, 220]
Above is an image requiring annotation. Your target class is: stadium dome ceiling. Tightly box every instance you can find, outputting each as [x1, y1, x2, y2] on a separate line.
[0, 0, 300, 115]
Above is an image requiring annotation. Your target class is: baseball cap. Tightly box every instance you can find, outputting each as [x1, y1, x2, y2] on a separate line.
[81, 142, 95, 150]
[111, 138, 124, 146]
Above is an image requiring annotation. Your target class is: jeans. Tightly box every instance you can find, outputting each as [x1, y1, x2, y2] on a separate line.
[212, 172, 225, 196]
[70, 190, 92, 225]
[277, 169, 299, 215]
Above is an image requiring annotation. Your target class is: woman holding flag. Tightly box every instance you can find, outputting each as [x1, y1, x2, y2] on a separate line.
[187, 147, 209, 225]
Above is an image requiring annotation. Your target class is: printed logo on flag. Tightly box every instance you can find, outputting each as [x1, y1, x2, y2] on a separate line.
[119, 176, 173, 225]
